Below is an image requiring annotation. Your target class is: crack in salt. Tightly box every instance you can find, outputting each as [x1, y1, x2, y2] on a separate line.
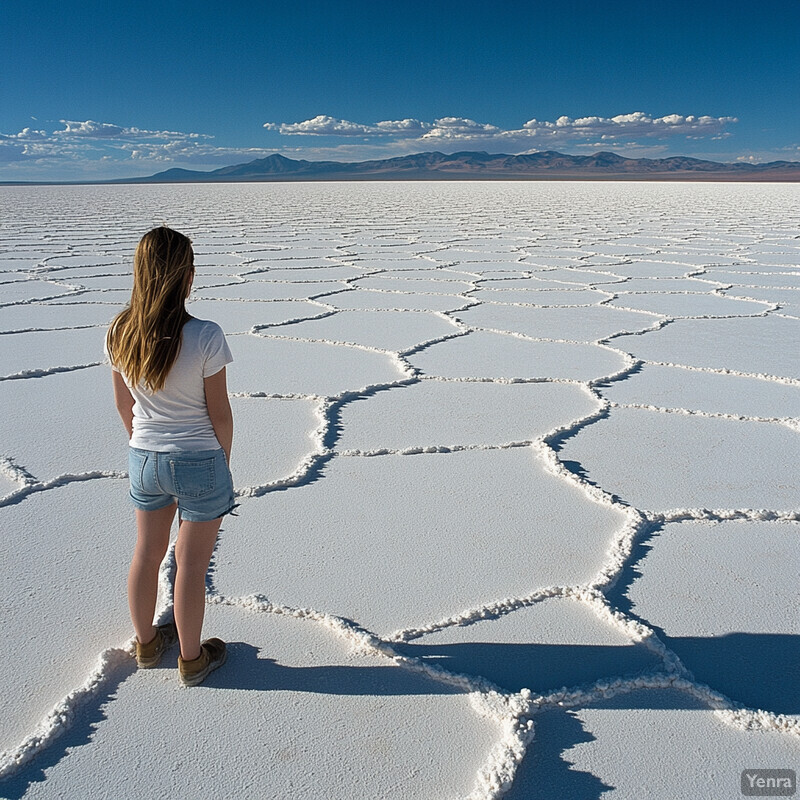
[3, 189, 799, 797]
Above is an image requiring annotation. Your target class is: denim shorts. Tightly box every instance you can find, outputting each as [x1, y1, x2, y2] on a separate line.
[128, 447, 237, 522]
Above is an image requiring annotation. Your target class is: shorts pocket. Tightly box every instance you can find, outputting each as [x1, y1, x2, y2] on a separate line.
[128, 448, 149, 493]
[170, 457, 216, 498]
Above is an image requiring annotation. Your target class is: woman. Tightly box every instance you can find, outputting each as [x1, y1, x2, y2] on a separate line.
[105, 226, 235, 687]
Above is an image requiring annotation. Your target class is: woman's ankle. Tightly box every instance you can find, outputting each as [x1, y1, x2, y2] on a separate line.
[180, 647, 202, 662]
[136, 625, 157, 645]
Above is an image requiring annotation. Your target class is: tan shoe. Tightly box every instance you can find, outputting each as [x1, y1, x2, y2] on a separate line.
[135, 622, 178, 668]
[178, 638, 227, 687]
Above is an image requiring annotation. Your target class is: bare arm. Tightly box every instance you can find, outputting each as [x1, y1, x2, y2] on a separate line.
[205, 367, 233, 464]
[112, 370, 135, 439]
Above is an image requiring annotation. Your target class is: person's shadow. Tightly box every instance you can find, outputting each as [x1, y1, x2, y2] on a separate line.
[161, 632, 799, 718]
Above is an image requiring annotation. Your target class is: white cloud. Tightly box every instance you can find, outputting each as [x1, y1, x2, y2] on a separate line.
[375, 118, 432, 133]
[261, 111, 738, 151]
[420, 117, 503, 139]
[0, 127, 68, 162]
[263, 115, 380, 136]
[55, 119, 126, 138]
[263, 115, 500, 138]
[120, 140, 277, 165]
[519, 112, 737, 140]
[0, 111, 764, 182]
[264, 115, 436, 137]
[729, 145, 800, 164]
[0, 119, 225, 179]
[0, 127, 48, 141]
[54, 119, 211, 141]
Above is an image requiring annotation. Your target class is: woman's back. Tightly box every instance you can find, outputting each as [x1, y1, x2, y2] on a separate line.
[109, 317, 231, 452]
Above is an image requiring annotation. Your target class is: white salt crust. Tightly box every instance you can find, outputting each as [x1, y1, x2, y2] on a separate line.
[0, 302, 123, 332]
[187, 298, 333, 333]
[1, 182, 799, 799]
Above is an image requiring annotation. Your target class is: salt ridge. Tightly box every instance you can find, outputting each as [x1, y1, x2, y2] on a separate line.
[0, 183, 798, 798]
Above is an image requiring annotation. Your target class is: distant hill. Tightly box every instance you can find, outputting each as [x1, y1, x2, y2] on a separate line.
[3, 150, 799, 187]
[117, 150, 800, 183]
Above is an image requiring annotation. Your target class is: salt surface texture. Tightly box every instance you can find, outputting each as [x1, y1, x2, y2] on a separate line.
[187, 297, 331, 333]
[269, 308, 460, 351]
[0, 182, 798, 799]
[455, 303, 659, 342]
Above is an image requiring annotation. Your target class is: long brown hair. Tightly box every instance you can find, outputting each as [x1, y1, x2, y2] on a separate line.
[106, 226, 194, 392]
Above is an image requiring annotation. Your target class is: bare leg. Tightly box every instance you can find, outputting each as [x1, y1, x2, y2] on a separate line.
[174, 516, 222, 661]
[129, 503, 176, 644]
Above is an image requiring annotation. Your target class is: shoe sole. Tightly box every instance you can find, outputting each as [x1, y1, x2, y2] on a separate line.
[179, 646, 227, 687]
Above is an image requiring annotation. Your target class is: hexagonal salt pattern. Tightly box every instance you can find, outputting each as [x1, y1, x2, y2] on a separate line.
[557, 406, 800, 512]
[9, 603, 500, 800]
[395, 599, 661, 694]
[226, 334, 408, 396]
[336, 381, 600, 451]
[0, 302, 123, 332]
[600, 363, 800, 419]
[229, 396, 322, 488]
[266, 309, 460, 352]
[0, 365, 124, 480]
[213, 449, 627, 635]
[408, 330, 628, 381]
[506, 690, 800, 800]
[0, 328, 106, 376]
[2, 182, 799, 799]
[322, 288, 470, 312]
[0, 279, 77, 304]
[613, 315, 800, 379]
[187, 298, 331, 334]
[456, 303, 660, 342]
[469, 288, 611, 306]
[626, 520, 800, 716]
[1, 480, 132, 754]
[608, 292, 771, 318]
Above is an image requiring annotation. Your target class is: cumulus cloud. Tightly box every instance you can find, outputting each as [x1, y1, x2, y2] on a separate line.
[0, 127, 48, 141]
[0, 110, 751, 181]
[262, 115, 435, 137]
[420, 117, 503, 139]
[375, 118, 433, 134]
[0, 119, 222, 176]
[262, 111, 737, 147]
[731, 145, 800, 165]
[263, 114, 506, 139]
[120, 140, 277, 165]
[263, 115, 380, 136]
[0, 127, 65, 161]
[520, 112, 737, 140]
[55, 119, 127, 138]
[53, 119, 211, 141]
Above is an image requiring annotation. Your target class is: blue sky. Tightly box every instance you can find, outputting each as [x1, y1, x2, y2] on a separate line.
[2, 0, 798, 180]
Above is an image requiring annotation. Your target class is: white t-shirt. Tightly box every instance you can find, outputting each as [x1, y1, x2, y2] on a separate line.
[106, 317, 233, 452]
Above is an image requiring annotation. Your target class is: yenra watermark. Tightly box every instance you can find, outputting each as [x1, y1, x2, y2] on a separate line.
[741, 770, 796, 797]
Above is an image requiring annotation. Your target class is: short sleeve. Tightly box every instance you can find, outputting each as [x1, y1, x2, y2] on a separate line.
[201, 322, 233, 378]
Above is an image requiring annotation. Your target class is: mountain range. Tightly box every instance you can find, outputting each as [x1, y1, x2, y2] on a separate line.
[120, 150, 800, 183]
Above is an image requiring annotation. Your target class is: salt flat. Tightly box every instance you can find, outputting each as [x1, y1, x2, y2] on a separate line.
[0, 181, 798, 800]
